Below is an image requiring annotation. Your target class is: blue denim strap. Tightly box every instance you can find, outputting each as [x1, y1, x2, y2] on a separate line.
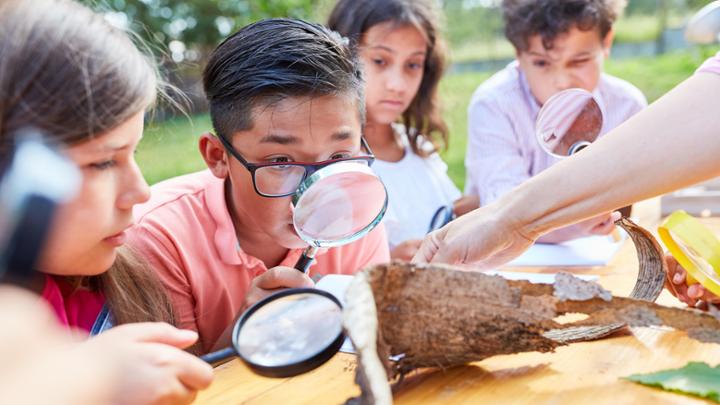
[89, 304, 114, 336]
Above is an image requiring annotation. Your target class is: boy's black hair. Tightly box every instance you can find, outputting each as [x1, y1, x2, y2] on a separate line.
[203, 18, 364, 140]
[502, 0, 626, 51]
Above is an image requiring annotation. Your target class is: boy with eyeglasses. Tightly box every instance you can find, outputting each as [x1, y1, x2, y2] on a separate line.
[127, 19, 389, 354]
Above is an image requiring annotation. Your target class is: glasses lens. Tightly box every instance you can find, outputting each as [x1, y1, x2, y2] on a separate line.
[255, 165, 306, 196]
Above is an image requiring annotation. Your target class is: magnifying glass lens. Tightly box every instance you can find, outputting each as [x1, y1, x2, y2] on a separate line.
[237, 292, 343, 368]
[535, 88, 603, 158]
[293, 163, 387, 247]
[670, 230, 720, 289]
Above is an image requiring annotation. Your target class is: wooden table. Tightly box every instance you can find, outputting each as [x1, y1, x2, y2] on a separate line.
[196, 199, 720, 404]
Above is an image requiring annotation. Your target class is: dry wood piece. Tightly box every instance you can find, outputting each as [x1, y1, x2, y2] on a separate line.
[342, 219, 720, 405]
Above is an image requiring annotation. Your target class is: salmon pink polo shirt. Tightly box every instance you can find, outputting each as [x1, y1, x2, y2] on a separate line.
[127, 170, 390, 353]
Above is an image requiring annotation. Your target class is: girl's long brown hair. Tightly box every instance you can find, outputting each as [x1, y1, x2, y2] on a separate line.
[328, 0, 449, 156]
[0, 0, 174, 325]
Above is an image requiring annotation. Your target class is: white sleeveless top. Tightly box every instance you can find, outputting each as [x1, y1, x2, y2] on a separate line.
[371, 124, 461, 248]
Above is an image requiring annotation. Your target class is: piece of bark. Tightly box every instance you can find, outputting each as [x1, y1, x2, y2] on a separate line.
[546, 217, 667, 342]
[343, 265, 720, 405]
[342, 219, 714, 405]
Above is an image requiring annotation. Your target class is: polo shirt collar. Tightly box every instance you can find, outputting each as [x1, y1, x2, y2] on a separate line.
[205, 175, 325, 269]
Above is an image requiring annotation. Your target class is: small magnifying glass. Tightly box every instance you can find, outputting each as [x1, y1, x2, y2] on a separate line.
[292, 161, 388, 273]
[658, 210, 720, 298]
[536, 88, 604, 158]
[200, 288, 345, 376]
[428, 205, 454, 233]
[685, 0, 720, 45]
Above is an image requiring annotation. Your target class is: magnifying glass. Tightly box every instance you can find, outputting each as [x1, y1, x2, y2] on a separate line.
[685, 0, 720, 45]
[535, 88, 604, 158]
[200, 288, 345, 376]
[428, 205, 454, 233]
[658, 210, 720, 297]
[292, 161, 388, 273]
[0, 130, 79, 287]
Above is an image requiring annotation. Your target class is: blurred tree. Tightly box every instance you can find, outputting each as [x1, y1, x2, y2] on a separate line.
[80, 0, 321, 62]
[442, 0, 503, 49]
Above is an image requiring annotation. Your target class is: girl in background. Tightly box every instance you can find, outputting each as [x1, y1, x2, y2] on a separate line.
[328, 0, 478, 261]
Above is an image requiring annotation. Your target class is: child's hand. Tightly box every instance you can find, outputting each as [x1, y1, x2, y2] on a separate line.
[453, 195, 480, 217]
[665, 254, 720, 309]
[85, 322, 213, 405]
[244, 266, 314, 310]
[0, 288, 210, 405]
[391, 239, 423, 262]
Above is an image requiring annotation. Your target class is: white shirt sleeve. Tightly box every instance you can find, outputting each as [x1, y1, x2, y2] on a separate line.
[465, 97, 532, 205]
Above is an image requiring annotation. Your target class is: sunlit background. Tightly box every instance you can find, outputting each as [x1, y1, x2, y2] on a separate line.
[80, 0, 720, 190]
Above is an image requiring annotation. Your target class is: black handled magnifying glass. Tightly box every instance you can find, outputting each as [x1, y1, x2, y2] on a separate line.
[0, 130, 79, 287]
[291, 161, 388, 273]
[200, 288, 344, 377]
[535, 88, 604, 158]
[428, 205, 454, 233]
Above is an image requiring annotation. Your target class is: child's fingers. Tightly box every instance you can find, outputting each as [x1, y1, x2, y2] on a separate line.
[102, 323, 199, 348]
[254, 267, 315, 290]
[163, 347, 214, 391]
[672, 269, 686, 284]
[590, 217, 615, 235]
[665, 256, 687, 285]
[688, 284, 705, 299]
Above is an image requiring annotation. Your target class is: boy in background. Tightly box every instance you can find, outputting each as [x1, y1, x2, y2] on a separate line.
[465, 0, 646, 243]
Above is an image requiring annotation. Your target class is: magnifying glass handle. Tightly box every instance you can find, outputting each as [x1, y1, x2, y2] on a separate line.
[295, 246, 319, 274]
[200, 346, 236, 366]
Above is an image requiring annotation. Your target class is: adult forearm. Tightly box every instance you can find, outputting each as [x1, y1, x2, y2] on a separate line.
[503, 72, 720, 238]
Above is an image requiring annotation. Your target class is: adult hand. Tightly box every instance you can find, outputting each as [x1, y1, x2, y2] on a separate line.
[412, 203, 537, 268]
[664, 254, 720, 309]
[244, 266, 314, 310]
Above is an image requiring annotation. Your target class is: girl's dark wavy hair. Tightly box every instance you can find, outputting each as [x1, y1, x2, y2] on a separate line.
[502, 0, 626, 51]
[328, 0, 449, 156]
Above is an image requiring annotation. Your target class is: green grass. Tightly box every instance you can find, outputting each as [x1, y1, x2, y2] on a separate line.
[137, 114, 211, 185]
[137, 49, 716, 190]
[448, 13, 692, 63]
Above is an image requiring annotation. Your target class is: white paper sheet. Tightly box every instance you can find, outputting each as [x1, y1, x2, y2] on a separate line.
[507, 232, 626, 267]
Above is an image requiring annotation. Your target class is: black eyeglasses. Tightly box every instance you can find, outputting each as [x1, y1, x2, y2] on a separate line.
[217, 134, 375, 198]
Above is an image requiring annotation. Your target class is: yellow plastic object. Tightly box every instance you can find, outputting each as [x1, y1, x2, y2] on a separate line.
[658, 210, 720, 297]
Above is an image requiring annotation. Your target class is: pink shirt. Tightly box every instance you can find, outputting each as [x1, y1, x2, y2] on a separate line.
[128, 170, 389, 353]
[465, 62, 647, 205]
[698, 51, 720, 74]
[41, 275, 104, 332]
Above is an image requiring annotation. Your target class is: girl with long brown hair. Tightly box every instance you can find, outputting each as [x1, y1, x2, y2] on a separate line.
[0, 0, 212, 402]
[328, 0, 479, 261]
